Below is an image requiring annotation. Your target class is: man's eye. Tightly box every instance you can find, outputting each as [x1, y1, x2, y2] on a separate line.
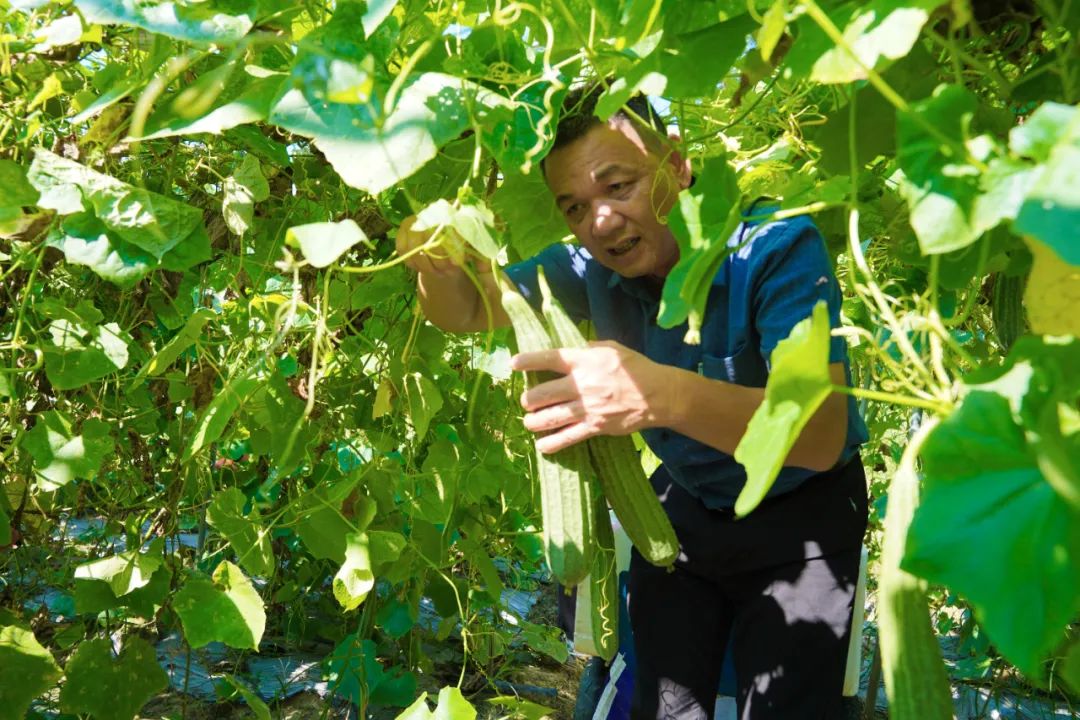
[565, 203, 583, 218]
[610, 181, 631, 194]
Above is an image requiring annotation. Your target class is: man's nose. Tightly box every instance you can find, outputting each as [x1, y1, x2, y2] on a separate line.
[591, 202, 624, 239]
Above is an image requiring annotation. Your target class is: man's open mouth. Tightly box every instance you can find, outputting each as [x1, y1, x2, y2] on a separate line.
[609, 236, 640, 256]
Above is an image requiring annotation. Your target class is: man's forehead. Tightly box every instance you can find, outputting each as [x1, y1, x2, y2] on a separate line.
[545, 123, 654, 190]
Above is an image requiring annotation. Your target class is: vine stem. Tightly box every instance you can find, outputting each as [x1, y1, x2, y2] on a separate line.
[830, 384, 951, 415]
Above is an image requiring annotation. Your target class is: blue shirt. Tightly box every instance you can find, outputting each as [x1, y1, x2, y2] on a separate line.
[504, 213, 869, 510]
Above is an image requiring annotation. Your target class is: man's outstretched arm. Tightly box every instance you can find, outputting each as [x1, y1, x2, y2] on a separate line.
[396, 215, 510, 333]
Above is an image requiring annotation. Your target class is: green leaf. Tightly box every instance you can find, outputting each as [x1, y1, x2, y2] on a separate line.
[174, 561, 266, 650]
[269, 73, 505, 194]
[412, 199, 500, 261]
[46, 212, 156, 287]
[0, 625, 62, 720]
[895, 84, 982, 254]
[376, 597, 417, 639]
[394, 687, 476, 720]
[223, 155, 270, 236]
[207, 487, 274, 576]
[329, 635, 417, 708]
[369, 529, 407, 572]
[0, 504, 10, 547]
[333, 531, 375, 611]
[362, 0, 397, 36]
[657, 155, 743, 343]
[757, 1, 788, 61]
[405, 372, 443, 439]
[43, 318, 130, 390]
[659, 14, 755, 98]
[28, 150, 206, 261]
[138, 76, 285, 140]
[294, 480, 363, 562]
[785, 0, 947, 83]
[434, 686, 477, 720]
[0, 159, 39, 206]
[490, 168, 568, 259]
[223, 676, 271, 720]
[73, 564, 172, 617]
[286, 219, 369, 268]
[183, 368, 261, 462]
[487, 696, 557, 720]
[1008, 102, 1078, 162]
[22, 411, 114, 490]
[733, 301, 832, 517]
[74, 549, 162, 597]
[133, 308, 215, 384]
[904, 389, 1080, 675]
[74, 0, 255, 44]
[59, 637, 167, 720]
[1015, 144, 1080, 266]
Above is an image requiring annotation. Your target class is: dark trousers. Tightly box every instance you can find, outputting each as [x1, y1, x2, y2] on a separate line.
[627, 458, 868, 720]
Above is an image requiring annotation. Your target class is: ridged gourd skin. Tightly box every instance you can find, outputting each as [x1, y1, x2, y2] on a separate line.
[535, 268, 679, 569]
[589, 480, 619, 662]
[500, 281, 595, 587]
[992, 272, 1027, 352]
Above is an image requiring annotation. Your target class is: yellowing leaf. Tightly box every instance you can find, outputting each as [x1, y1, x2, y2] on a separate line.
[1024, 238, 1080, 336]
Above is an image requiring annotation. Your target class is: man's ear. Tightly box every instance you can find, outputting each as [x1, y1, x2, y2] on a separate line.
[666, 133, 692, 190]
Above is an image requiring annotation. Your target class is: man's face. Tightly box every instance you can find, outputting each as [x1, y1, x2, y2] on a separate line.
[544, 119, 691, 279]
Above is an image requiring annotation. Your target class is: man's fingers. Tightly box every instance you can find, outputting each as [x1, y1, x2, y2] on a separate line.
[511, 348, 578, 374]
[535, 422, 594, 454]
[523, 400, 585, 432]
[520, 374, 577, 411]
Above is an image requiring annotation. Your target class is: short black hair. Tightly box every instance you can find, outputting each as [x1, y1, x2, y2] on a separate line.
[548, 83, 669, 157]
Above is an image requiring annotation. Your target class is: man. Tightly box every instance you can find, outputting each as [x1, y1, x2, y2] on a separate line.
[396, 87, 869, 719]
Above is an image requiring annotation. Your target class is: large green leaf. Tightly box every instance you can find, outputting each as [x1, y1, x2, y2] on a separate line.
[785, 0, 947, 83]
[74, 549, 162, 597]
[59, 638, 167, 720]
[206, 487, 274, 576]
[173, 561, 266, 650]
[895, 84, 983, 254]
[733, 301, 832, 517]
[329, 635, 418, 708]
[396, 686, 477, 720]
[46, 212, 156, 287]
[333, 531, 375, 611]
[74, 0, 255, 43]
[269, 73, 505, 194]
[43, 318, 130, 390]
[294, 479, 365, 562]
[490, 168, 568, 260]
[21, 411, 113, 490]
[28, 150, 205, 261]
[73, 564, 172, 617]
[905, 387, 1080, 675]
[138, 76, 286, 140]
[659, 14, 755, 98]
[1015, 145, 1080, 265]
[658, 155, 743, 343]
[0, 626, 62, 720]
[286, 219, 369, 268]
